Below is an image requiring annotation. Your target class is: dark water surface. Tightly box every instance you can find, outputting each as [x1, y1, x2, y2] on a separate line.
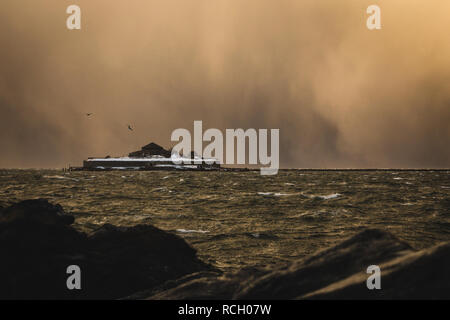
[1, 169, 449, 272]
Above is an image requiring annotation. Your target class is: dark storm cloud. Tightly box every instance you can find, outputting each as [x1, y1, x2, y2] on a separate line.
[0, 0, 449, 168]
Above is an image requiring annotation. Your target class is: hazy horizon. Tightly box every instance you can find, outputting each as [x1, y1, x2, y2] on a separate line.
[1, 1, 449, 169]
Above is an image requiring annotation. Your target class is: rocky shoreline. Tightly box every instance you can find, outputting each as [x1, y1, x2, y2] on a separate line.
[0, 199, 449, 299]
[0, 199, 211, 299]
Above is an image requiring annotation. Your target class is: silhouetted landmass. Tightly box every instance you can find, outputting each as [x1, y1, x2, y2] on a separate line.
[1, 200, 449, 299]
[138, 229, 450, 300]
[77, 142, 222, 171]
[0, 199, 211, 299]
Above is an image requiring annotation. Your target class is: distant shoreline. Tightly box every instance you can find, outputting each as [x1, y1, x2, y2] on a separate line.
[0, 168, 449, 172]
[280, 168, 450, 171]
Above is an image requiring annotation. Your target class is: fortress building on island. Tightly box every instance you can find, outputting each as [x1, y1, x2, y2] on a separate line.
[78, 142, 221, 171]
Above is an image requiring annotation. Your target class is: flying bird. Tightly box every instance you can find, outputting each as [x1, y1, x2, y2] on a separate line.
[128, 125, 134, 131]
[86, 113, 93, 117]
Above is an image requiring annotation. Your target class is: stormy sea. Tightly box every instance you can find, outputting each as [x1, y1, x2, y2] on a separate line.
[1, 169, 449, 276]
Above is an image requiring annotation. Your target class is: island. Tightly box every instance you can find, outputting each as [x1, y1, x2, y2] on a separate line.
[70, 142, 221, 171]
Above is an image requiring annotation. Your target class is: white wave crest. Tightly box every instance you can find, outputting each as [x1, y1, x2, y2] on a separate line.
[176, 229, 209, 234]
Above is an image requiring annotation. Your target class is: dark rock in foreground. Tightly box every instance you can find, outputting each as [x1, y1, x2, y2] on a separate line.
[235, 229, 414, 299]
[0, 199, 75, 226]
[143, 229, 450, 300]
[0, 199, 211, 299]
[86, 223, 210, 299]
[128, 268, 268, 300]
[2, 199, 450, 299]
[301, 241, 450, 299]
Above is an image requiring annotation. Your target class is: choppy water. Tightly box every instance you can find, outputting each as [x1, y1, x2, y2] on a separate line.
[1, 169, 449, 272]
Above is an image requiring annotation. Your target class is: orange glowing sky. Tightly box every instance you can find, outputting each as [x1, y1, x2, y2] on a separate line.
[0, 0, 449, 168]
